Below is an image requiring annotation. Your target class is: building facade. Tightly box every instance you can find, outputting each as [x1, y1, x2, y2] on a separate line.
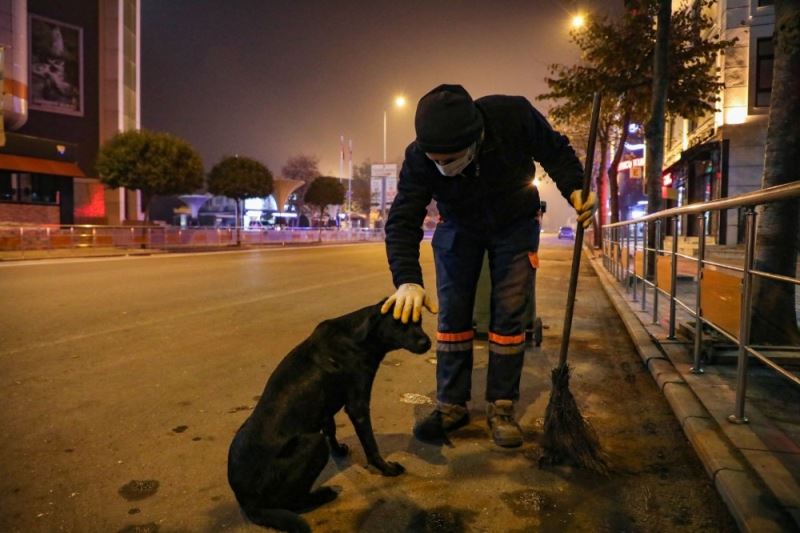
[0, 0, 141, 225]
[660, 0, 774, 244]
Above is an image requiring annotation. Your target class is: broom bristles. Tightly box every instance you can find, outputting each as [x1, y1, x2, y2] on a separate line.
[540, 363, 608, 475]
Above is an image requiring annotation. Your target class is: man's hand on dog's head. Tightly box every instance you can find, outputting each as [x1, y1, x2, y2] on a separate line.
[381, 283, 438, 324]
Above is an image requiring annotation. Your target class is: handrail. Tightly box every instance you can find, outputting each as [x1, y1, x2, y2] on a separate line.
[602, 181, 800, 228]
[598, 180, 800, 427]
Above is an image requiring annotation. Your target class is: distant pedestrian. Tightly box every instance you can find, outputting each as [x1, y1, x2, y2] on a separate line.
[382, 84, 595, 447]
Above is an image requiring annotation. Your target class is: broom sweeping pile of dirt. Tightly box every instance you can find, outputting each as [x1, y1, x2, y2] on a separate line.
[540, 364, 607, 474]
[538, 92, 608, 475]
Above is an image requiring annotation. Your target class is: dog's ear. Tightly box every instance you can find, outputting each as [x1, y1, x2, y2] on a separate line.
[352, 305, 382, 344]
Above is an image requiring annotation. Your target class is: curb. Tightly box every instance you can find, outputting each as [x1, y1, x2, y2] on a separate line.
[585, 249, 796, 533]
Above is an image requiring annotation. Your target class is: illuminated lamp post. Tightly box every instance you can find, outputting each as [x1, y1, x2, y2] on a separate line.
[379, 95, 407, 223]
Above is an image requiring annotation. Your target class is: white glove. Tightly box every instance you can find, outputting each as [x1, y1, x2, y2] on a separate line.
[570, 190, 597, 229]
[380, 283, 438, 324]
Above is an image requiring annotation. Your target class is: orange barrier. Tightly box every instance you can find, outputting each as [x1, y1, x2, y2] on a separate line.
[700, 266, 741, 338]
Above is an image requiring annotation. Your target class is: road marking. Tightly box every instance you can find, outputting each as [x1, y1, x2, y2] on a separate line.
[0, 271, 388, 357]
[0, 242, 384, 268]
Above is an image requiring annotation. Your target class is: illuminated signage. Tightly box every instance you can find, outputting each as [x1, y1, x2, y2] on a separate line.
[618, 158, 645, 170]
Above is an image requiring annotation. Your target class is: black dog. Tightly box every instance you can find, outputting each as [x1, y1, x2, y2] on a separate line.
[227, 301, 432, 532]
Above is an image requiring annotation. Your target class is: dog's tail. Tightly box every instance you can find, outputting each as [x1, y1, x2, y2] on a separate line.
[242, 506, 310, 533]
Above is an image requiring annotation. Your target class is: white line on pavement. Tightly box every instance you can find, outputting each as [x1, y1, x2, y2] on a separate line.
[0, 270, 387, 357]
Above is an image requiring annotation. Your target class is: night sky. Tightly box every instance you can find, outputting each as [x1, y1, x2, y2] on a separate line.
[141, 0, 622, 178]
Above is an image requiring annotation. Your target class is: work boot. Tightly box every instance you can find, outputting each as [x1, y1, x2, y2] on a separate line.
[487, 400, 523, 448]
[413, 402, 470, 443]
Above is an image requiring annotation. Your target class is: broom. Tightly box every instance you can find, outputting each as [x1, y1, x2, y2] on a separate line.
[539, 92, 608, 474]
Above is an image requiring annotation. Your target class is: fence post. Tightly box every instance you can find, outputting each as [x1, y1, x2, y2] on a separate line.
[729, 207, 757, 424]
[632, 223, 638, 302]
[668, 216, 679, 339]
[653, 219, 661, 324]
[642, 221, 648, 311]
[691, 213, 706, 374]
[625, 224, 631, 294]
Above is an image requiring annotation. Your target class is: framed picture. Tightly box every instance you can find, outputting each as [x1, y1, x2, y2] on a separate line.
[29, 14, 83, 116]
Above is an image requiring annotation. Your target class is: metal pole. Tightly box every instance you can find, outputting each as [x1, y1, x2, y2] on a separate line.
[381, 110, 387, 223]
[632, 223, 639, 302]
[642, 221, 648, 311]
[626, 224, 632, 294]
[383, 110, 387, 163]
[729, 208, 756, 424]
[668, 216, 679, 339]
[691, 213, 706, 374]
[653, 219, 661, 324]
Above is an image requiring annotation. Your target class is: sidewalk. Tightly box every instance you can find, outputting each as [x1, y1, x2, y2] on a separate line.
[586, 246, 800, 532]
[249, 237, 739, 532]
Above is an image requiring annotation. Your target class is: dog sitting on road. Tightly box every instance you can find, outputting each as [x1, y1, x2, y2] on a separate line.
[227, 300, 432, 532]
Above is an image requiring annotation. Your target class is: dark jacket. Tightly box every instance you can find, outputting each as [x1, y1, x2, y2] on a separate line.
[385, 95, 584, 288]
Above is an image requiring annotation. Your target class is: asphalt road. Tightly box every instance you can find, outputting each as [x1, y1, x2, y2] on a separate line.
[0, 238, 736, 532]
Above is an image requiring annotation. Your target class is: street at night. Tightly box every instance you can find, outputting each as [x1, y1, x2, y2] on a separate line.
[1, 238, 737, 532]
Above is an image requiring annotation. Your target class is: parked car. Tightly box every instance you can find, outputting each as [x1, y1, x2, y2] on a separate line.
[558, 226, 575, 240]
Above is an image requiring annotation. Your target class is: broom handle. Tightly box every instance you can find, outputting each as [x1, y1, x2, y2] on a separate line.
[558, 92, 602, 367]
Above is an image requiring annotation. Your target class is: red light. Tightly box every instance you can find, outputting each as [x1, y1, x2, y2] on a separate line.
[74, 183, 106, 218]
[663, 173, 673, 187]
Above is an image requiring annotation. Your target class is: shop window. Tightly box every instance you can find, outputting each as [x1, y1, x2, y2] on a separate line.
[0, 172, 16, 201]
[0, 172, 59, 204]
[755, 37, 774, 107]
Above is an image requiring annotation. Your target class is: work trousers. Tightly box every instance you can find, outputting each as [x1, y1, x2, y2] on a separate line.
[432, 218, 539, 405]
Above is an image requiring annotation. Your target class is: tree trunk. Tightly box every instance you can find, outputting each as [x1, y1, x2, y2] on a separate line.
[594, 123, 610, 248]
[608, 111, 632, 224]
[142, 190, 151, 224]
[235, 199, 241, 246]
[750, 0, 800, 344]
[644, 0, 671, 276]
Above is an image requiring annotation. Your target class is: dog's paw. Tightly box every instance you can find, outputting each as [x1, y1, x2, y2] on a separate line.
[330, 442, 349, 457]
[377, 460, 405, 477]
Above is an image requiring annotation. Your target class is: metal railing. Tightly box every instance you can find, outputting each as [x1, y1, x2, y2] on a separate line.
[0, 224, 386, 256]
[600, 181, 800, 424]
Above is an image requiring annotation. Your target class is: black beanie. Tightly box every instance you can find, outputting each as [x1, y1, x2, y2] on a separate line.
[415, 84, 483, 153]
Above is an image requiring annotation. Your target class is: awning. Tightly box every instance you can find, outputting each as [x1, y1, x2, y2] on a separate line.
[0, 153, 87, 177]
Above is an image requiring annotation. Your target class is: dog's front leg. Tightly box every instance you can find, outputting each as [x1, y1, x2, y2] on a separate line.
[323, 417, 349, 457]
[345, 387, 404, 476]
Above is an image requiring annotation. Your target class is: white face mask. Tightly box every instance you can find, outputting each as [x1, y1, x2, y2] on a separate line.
[434, 143, 476, 176]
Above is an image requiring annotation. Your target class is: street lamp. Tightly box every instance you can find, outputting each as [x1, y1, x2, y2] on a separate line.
[571, 13, 586, 30]
[380, 95, 407, 223]
[383, 95, 407, 163]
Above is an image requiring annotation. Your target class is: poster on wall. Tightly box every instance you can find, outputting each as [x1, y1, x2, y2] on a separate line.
[29, 15, 83, 116]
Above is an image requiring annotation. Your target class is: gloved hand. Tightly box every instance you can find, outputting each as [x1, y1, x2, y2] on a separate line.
[570, 190, 597, 229]
[380, 283, 438, 324]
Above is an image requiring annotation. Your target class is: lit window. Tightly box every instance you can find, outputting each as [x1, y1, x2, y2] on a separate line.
[755, 37, 774, 107]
